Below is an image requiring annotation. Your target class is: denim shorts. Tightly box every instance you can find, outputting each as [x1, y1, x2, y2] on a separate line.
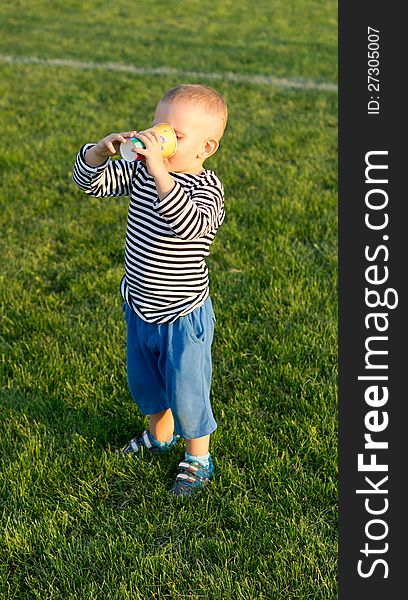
[123, 297, 217, 440]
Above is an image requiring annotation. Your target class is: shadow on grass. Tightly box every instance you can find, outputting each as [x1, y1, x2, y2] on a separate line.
[0, 386, 144, 451]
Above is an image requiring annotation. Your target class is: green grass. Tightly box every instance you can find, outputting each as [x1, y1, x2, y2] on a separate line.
[0, 1, 337, 598]
[0, 0, 337, 83]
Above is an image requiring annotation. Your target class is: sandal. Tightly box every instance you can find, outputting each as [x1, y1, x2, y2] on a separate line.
[118, 429, 180, 456]
[169, 455, 214, 497]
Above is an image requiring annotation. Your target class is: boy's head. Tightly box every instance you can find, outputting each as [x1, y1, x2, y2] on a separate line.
[153, 83, 228, 174]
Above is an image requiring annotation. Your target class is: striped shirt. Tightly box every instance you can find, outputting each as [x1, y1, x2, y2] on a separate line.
[73, 143, 225, 323]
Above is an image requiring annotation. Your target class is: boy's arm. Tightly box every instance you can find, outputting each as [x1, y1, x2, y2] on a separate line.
[72, 131, 137, 197]
[153, 179, 225, 240]
[135, 130, 225, 240]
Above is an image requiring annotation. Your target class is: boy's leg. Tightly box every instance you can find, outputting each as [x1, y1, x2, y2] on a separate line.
[185, 433, 210, 456]
[120, 407, 179, 456]
[164, 298, 217, 496]
[149, 408, 175, 443]
[125, 303, 169, 415]
[121, 303, 180, 455]
[164, 297, 217, 442]
[184, 433, 212, 470]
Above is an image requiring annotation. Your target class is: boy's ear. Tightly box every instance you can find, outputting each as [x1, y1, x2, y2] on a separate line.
[198, 137, 219, 159]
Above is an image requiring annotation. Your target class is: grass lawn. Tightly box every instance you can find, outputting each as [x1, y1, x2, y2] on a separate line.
[0, 1, 337, 598]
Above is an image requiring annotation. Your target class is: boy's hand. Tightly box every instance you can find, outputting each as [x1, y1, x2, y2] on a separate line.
[93, 131, 137, 159]
[133, 129, 167, 179]
[84, 131, 137, 167]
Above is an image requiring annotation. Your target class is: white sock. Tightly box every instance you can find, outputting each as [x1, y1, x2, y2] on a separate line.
[148, 431, 174, 448]
[185, 451, 210, 468]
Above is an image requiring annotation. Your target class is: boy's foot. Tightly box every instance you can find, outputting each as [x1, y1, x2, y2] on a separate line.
[118, 429, 180, 456]
[169, 455, 214, 498]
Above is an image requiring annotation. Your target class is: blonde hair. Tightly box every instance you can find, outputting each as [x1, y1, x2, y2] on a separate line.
[159, 84, 228, 139]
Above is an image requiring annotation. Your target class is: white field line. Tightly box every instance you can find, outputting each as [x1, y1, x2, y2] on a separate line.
[0, 54, 338, 93]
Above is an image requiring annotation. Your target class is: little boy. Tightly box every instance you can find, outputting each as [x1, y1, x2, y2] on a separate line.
[73, 84, 228, 498]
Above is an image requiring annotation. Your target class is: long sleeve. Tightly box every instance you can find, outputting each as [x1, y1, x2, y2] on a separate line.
[152, 177, 225, 241]
[72, 152, 225, 322]
[72, 143, 136, 197]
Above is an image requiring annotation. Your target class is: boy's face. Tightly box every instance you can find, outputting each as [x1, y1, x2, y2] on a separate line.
[153, 101, 220, 174]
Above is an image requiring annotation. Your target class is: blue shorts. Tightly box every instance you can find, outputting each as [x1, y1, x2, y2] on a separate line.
[124, 297, 217, 440]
